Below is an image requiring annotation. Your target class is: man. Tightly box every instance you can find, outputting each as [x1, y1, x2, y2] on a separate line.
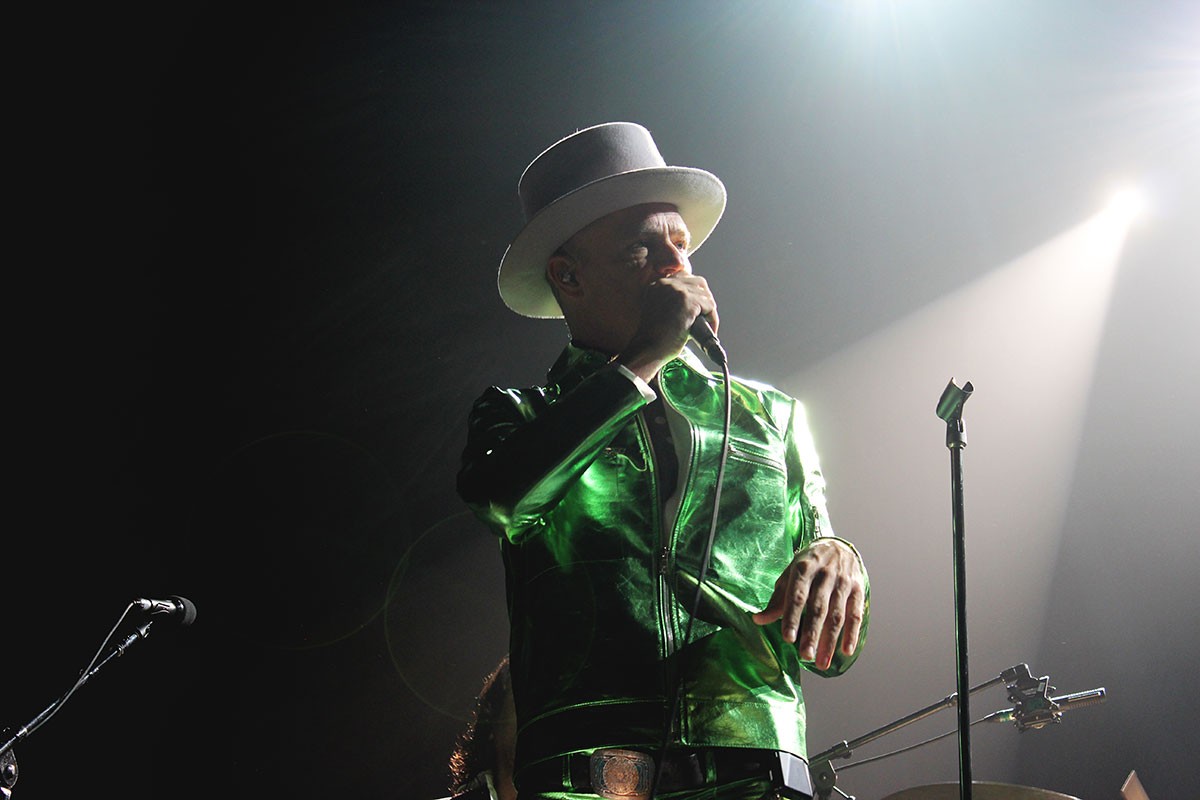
[457, 122, 869, 799]
[443, 656, 517, 800]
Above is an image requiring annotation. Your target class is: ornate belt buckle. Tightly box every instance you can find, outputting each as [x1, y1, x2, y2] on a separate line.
[589, 748, 654, 800]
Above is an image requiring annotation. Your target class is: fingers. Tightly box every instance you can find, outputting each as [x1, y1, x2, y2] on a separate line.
[652, 273, 716, 328]
[751, 573, 789, 626]
[751, 558, 818, 651]
[840, 583, 866, 657]
[785, 558, 820, 650]
[706, 305, 720, 336]
[797, 567, 831, 663]
[811, 575, 846, 670]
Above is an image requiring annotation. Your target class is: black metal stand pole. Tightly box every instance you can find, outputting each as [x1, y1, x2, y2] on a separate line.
[936, 378, 974, 800]
[0, 620, 155, 760]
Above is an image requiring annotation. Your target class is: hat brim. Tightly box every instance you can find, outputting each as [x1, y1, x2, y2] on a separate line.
[498, 166, 727, 318]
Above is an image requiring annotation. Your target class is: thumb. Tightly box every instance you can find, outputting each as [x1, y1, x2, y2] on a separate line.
[752, 588, 785, 626]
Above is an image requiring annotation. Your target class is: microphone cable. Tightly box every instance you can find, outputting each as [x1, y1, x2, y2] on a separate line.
[2, 596, 194, 757]
[651, 344, 732, 798]
[2, 602, 136, 753]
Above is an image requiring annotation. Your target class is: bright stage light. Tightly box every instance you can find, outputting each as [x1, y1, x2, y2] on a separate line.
[784, 204, 1132, 781]
[1105, 184, 1148, 225]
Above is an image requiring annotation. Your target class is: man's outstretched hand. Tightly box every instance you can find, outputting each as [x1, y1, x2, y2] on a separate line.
[752, 539, 866, 671]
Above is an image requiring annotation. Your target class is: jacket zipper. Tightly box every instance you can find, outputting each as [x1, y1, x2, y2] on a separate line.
[727, 439, 785, 472]
[653, 381, 698, 660]
[637, 411, 677, 658]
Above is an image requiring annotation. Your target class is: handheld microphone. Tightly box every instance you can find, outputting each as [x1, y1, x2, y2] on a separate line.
[134, 596, 198, 626]
[690, 316, 726, 366]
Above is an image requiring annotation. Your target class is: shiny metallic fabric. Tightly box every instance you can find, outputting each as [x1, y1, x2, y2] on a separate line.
[458, 344, 870, 784]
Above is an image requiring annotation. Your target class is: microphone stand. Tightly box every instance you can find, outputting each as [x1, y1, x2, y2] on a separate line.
[0, 618, 158, 792]
[807, 664, 1102, 800]
[807, 669, 1009, 800]
[935, 379, 975, 800]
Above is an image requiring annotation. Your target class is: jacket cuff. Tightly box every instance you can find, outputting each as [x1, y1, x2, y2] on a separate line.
[613, 362, 657, 402]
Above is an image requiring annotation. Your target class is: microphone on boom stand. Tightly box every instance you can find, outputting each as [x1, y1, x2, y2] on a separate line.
[0, 594, 198, 794]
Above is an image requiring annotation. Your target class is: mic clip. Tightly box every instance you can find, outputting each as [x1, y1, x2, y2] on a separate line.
[1001, 663, 1059, 731]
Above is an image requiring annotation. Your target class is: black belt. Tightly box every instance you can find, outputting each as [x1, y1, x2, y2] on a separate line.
[522, 747, 780, 797]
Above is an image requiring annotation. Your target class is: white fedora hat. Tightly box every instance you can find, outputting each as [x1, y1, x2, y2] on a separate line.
[498, 122, 727, 318]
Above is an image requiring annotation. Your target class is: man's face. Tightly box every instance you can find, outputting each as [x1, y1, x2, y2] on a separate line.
[556, 202, 692, 349]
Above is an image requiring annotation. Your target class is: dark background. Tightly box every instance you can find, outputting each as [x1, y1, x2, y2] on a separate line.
[7, 2, 1198, 798]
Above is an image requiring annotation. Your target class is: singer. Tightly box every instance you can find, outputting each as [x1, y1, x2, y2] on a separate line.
[457, 122, 869, 800]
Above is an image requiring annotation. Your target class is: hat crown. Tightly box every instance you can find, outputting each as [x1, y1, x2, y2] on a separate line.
[518, 122, 667, 222]
[498, 121, 725, 318]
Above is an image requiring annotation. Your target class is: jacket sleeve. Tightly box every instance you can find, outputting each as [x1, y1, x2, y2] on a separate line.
[784, 396, 870, 677]
[457, 365, 651, 541]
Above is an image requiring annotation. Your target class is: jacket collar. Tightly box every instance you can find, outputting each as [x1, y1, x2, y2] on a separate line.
[547, 341, 715, 392]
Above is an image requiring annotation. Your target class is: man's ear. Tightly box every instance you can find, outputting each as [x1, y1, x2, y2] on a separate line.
[547, 253, 583, 296]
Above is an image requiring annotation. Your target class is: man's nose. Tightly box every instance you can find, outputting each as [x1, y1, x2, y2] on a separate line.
[653, 243, 689, 277]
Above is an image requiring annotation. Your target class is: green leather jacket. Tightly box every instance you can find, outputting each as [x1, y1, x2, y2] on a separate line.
[457, 343, 868, 780]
